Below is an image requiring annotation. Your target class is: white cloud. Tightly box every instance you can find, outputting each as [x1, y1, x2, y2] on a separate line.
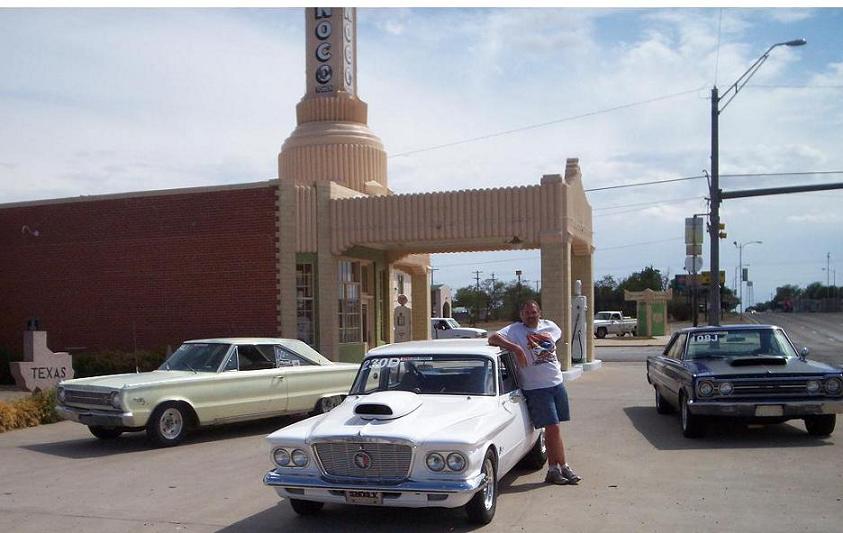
[1, 7, 840, 302]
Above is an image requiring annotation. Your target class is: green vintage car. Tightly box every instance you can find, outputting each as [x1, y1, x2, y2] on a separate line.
[55, 338, 358, 446]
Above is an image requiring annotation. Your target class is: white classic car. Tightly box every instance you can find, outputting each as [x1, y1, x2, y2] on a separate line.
[56, 338, 358, 446]
[263, 339, 546, 525]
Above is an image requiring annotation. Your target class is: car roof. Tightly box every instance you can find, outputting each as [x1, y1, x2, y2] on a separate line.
[186, 337, 295, 344]
[675, 324, 783, 334]
[183, 338, 332, 365]
[366, 339, 502, 358]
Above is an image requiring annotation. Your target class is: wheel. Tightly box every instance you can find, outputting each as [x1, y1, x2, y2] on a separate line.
[314, 395, 345, 414]
[596, 327, 607, 339]
[147, 403, 189, 447]
[654, 387, 673, 415]
[631, 329, 637, 337]
[465, 449, 497, 525]
[680, 392, 704, 438]
[518, 429, 547, 470]
[617, 332, 625, 337]
[289, 498, 324, 515]
[88, 425, 123, 439]
[804, 414, 836, 437]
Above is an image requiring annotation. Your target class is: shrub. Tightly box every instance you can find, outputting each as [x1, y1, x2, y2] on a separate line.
[0, 346, 23, 386]
[0, 389, 60, 433]
[73, 349, 167, 378]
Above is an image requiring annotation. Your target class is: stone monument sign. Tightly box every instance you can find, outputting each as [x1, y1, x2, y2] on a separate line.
[11, 330, 74, 392]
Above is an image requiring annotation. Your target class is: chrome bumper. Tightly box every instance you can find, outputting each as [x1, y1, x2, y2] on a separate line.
[688, 399, 843, 417]
[55, 405, 138, 427]
[263, 470, 486, 494]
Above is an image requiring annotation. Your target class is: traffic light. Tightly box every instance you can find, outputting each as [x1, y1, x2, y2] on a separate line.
[718, 222, 727, 239]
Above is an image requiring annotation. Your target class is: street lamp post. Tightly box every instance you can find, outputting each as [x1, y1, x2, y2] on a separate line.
[708, 38, 806, 326]
[733, 240, 762, 313]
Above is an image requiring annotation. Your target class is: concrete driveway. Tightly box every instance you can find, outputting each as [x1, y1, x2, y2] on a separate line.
[1, 362, 841, 532]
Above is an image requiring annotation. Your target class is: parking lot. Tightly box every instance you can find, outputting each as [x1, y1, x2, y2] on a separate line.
[1, 360, 841, 533]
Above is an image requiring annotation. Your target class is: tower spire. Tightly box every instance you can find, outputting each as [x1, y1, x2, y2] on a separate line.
[279, 7, 388, 194]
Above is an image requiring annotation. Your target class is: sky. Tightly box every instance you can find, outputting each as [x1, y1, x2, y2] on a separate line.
[1, 6, 842, 308]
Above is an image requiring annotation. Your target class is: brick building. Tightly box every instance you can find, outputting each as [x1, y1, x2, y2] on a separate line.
[1, 8, 595, 366]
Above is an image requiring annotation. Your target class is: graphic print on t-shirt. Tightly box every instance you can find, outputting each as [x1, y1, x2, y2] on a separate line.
[527, 332, 558, 365]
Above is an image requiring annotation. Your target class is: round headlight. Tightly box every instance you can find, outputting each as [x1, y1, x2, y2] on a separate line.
[824, 377, 842, 394]
[806, 380, 820, 393]
[56, 387, 66, 404]
[718, 382, 733, 395]
[426, 453, 445, 471]
[698, 381, 714, 397]
[291, 449, 309, 467]
[109, 391, 121, 409]
[446, 453, 466, 472]
[273, 448, 291, 467]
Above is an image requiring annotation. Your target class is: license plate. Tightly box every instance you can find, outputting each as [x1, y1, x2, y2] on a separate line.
[345, 490, 383, 505]
[755, 405, 784, 417]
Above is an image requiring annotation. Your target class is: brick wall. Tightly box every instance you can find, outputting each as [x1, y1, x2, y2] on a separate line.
[0, 185, 279, 357]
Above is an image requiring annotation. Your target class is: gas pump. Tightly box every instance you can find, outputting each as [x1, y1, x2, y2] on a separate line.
[571, 280, 587, 363]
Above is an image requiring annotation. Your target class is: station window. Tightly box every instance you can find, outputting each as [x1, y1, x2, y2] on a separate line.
[296, 263, 315, 346]
[338, 260, 362, 343]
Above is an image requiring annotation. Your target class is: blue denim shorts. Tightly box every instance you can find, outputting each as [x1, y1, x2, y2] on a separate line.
[523, 383, 571, 428]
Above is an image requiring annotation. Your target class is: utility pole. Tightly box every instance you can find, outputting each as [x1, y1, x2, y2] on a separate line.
[827, 252, 831, 301]
[472, 270, 482, 324]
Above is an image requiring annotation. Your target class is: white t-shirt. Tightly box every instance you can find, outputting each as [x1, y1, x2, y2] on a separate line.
[497, 319, 563, 390]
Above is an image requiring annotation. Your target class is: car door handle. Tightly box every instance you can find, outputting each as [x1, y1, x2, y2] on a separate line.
[272, 376, 285, 382]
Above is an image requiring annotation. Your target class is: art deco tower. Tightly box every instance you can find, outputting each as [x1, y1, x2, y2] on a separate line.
[278, 7, 388, 195]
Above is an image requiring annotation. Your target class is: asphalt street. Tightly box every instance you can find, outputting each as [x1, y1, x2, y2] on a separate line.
[1, 360, 841, 533]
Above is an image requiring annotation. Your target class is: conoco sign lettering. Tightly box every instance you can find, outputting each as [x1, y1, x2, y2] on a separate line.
[316, 42, 331, 61]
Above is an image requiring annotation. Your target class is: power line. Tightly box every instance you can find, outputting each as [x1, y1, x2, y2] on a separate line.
[593, 195, 704, 211]
[388, 87, 704, 158]
[586, 170, 843, 192]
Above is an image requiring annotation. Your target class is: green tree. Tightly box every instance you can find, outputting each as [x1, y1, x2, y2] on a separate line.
[453, 286, 487, 324]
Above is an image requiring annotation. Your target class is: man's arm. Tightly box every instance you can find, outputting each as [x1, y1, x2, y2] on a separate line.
[488, 333, 528, 368]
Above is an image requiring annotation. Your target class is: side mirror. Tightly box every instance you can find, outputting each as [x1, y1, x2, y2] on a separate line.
[799, 347, 810, 361]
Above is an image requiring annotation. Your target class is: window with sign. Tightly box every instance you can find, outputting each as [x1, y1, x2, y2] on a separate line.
[296, 263, 315, 346]
[338, 260, 361, 343]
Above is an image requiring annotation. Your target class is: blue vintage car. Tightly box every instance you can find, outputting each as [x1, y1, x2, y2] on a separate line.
[647, 325, 843, 438]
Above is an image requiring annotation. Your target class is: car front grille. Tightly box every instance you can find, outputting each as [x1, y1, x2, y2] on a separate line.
[64, 390, 114, 408]
[718, 377, 820, 399]
[313, 442, 413, 481]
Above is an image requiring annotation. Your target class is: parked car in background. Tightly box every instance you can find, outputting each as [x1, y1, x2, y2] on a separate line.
[647, 325, 843, 438]
[430, 318, 487, 339]
[263, 339, 546, 525]
[56, 338, 357, 446]
[594, 311, 637, 338]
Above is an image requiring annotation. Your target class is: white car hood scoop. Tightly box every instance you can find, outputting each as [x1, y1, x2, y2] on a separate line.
[353, 391, 422, 420]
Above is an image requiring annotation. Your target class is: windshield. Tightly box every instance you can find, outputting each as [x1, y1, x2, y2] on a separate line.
[351, 355, 495, 396]
[685, 330, 797, 359]
[446, 318, 461, 328]
[160, 343, 231, 372]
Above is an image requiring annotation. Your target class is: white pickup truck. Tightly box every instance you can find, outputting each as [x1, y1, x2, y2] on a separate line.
[594, 311, 637, 338]
[430, 318, 488, 339]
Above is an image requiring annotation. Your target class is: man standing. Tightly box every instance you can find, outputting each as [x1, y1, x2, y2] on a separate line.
[488, 300, 581, 485]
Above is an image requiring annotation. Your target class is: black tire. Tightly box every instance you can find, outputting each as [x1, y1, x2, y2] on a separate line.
[804, 414, 836, 437]
[654, 387, 673, 415]
[680, 392, 704, 438]
[146, 403, 190, 447]
[289, 498, 324, 515]
[596, 327, 607, 339]
[518, 429, 547, 470]
[465, 449, 497, 525]
[88, 425, 123, 439]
